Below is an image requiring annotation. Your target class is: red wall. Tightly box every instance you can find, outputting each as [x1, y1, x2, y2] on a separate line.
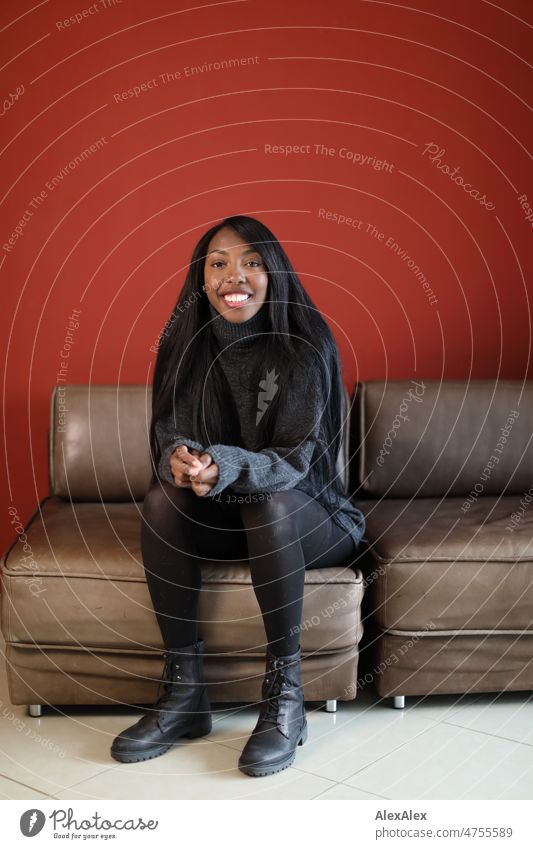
[2, 0, 532, 552]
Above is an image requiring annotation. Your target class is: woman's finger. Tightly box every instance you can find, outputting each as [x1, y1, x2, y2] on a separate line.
[188, 453, 212, 477]
[174, 445, 200, 468]
[190, 461, 218, 484]
[191, 479, 213, 496]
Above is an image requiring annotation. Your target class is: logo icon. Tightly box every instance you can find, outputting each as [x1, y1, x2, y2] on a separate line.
[20, 809, 46, 837]
[256, 368, 279, 425]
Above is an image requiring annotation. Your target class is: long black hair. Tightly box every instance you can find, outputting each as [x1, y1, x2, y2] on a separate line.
[149, 214, 348, 507]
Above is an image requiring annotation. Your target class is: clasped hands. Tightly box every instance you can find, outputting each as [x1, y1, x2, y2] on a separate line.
[170, 445, 220, 496]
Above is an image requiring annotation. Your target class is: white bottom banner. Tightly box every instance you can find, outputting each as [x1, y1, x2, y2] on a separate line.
[1, 799, 530, 848]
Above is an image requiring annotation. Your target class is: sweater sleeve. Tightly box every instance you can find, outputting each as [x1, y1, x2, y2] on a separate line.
[154, 411, 204, 485]
[201, 359, 326, 498]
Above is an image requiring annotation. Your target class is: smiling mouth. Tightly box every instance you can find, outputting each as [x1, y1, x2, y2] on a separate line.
[220, 292, 253, 307]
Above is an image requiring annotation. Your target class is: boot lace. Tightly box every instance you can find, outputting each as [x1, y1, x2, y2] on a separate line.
[261, 662, 291, 725]
[153, 651, 182, 709]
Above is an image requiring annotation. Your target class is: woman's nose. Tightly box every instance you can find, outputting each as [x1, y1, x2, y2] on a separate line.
[226, 268, 246, 283]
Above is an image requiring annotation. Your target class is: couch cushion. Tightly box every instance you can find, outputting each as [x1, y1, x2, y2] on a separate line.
[50, 385, 153, 501]
[351, 380, 533, 498]
[1, 497, 364, 655]
[354, 496, 533, 632]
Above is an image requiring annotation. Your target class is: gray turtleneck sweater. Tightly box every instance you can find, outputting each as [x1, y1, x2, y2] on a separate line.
[155, 300, 365, 550]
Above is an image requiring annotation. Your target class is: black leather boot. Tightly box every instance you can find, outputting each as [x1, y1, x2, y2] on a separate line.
[110, 638, 212, 763]
[238, 645, 307, 777]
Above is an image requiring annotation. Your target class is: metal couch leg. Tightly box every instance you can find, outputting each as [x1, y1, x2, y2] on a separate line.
[324, 699, 337, 712]
[28, 704, 43, 717]
[393, 695, 405, 709]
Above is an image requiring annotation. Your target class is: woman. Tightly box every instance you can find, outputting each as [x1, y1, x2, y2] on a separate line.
[111, 215, 365, 777]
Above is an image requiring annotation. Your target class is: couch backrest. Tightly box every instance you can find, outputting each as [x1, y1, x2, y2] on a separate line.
[50, 385, 153, 501]
[350, 379, 533, 498]
[50, 384, 352, 501]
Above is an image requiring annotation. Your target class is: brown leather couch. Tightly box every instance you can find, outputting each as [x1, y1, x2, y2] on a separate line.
[1, 384, 364, 716]
[351, 379, 533, 707]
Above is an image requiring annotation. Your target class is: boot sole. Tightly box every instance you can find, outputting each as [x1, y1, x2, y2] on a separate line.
[238, 722, 308, 777]
[110, 717, 212, 764]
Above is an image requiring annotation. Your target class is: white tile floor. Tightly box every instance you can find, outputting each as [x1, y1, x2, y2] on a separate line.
[0, 657, 532, 800]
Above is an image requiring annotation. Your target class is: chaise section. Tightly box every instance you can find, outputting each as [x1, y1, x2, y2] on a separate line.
[352, 379, 533, 700]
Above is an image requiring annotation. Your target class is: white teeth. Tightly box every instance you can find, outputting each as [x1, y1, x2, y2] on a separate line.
[224, 293, 250, 302]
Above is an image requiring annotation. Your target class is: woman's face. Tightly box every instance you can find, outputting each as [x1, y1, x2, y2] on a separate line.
[203, 226, 269, 322]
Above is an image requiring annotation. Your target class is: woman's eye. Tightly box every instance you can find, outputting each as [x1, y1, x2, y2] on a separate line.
[210, 259, 261, 269]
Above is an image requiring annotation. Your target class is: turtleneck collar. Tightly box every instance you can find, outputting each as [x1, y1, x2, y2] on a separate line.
[207, 299, 270, 350]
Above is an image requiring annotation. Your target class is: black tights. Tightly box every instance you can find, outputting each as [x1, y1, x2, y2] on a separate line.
[140, 480, 356, 658]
